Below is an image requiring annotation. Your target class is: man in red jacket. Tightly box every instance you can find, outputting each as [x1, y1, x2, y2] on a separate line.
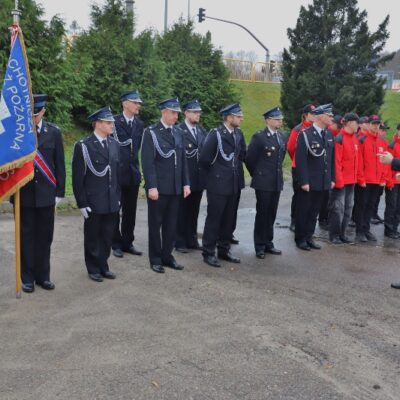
[329, 113, 362, 244]
[354, 115, 389, 242]
[384, 123, 400, 239]
[287, 104, 316, 231]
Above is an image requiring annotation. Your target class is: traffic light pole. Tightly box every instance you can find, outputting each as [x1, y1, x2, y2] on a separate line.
[199, 13, 270, 62]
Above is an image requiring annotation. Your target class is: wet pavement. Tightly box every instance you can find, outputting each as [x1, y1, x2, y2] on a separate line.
[1, 185, 399, 399]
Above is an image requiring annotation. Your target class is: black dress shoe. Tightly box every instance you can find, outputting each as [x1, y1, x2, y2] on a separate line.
[330, 237, 343, 245]
[36, 280, 55, 290]
[163, 259, 184, 270]
[340, 236, 354, 244]
[218, 251, 241, 263]
[356, 233, 368, 242]
[265, 247, 282, 255]
[384, 231, 400, 239]
[296, 241, 311, 251]
[370, 216, 383, 225]
[175, 247, 189, 253]
[113, 248, 124, 258]
[21, 282, 34, 293]
[203, 255, 221, 268]
[230, 236, 239, 245]
[88, 273, 104, 282]
[123, 245, 142, 256]
[391, 282, 400, 289]
[365, 231, 377, 241]
[150, 264, 165, 273]
[256, 251, 265, 259]
[101, 271, 116, 279]
[307, 239, 321, 249]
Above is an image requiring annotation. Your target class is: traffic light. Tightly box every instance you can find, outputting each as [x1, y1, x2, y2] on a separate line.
[198, 8, 206, 23]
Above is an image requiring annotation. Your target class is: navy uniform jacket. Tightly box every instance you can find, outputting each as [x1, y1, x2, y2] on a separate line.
[177, 121, 207, 192]
[72, 134, 121, 214]
[295, 125, 335, 191]
[112, 113, 144, 186]
[246, 127, 286, 192]
[18, 121, 65, 207]
[392, 158, 400, 171]
[141, 122, 190, 195]
[199, 125, 245, 196]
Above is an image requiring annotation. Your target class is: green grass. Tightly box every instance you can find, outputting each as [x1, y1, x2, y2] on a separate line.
[62, 83, 400, 194]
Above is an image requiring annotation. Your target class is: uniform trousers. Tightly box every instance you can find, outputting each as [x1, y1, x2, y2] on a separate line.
[112, 183, 139, 250]
[295, 190, 324, 244]
[254, 190, 281, 252]
[176, 190, 203, 248]
[290, 168, 299, 224]
[202, 192, 237, 257]
[384, 185, 400, 233]
[354, 184, 381, 234]
[20, 205, 55, 284]
[329, 185, 354, 239]
[84, 212, 117, 275]
[147, 194, 180, 265]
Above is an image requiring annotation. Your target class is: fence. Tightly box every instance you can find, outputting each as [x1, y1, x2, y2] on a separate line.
[223, 58, 282, 83]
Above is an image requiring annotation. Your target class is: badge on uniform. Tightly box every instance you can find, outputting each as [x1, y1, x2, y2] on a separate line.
[188, 143, 193, 148]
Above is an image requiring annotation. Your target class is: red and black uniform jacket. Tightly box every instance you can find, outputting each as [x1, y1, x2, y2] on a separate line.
[334, 128, 363, 188]
[287, 120, 312, 168]
[387, 135, 400, 188]
[358, 131, 389, 186]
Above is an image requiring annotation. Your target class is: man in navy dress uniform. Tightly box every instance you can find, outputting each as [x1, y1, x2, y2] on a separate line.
[175, 99, 207, 252]
[72, 107, 121, 282]
[294, 104, 336, 251]
[141, 98, 191, 273]
[246, 107, 286, 259]
[199, 103, 245, 268]
[112, 90, 144, 258]
[15, 94, 66, 293]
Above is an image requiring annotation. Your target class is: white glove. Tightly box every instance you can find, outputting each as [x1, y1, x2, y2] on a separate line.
[55, 197, 62, 206]
[80, 207, 92, 219]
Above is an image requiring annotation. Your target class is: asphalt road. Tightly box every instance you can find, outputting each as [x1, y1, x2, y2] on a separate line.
[1, 185, 399, 400]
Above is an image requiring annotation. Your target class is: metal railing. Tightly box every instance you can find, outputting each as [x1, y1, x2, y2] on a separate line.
[223, 58, 282, 83]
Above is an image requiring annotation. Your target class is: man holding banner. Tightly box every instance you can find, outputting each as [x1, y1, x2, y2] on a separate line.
[12, 95, 66, 292]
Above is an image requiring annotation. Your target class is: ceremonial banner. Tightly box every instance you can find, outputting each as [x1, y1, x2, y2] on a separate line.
[0, 26, 36, 203]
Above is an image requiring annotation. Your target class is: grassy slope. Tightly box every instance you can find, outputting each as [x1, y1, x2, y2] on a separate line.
[62, 83, 400, 195]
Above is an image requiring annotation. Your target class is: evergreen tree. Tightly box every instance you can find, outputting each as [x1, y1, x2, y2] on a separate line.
[281, 0, 394, 128]
[71, 0, 171, 125]
[0, 0, 89, 130]
[155, 21, 239, 129]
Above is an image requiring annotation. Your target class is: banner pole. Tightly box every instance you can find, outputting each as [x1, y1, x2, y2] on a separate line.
[15, 189, 22, 298]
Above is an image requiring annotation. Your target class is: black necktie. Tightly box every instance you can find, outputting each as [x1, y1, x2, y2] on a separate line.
[36, 125, 40, 135]
[192, 127, 197, 139]
[102, 139, 108, 150]
[166, 127, 172, 135]
[128, 120, 133, 129]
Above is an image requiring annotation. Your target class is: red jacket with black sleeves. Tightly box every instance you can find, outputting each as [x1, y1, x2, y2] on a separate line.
[334, 128, 362, 188]
[358, 132, 389, 185]
[287, 120, 312, 168]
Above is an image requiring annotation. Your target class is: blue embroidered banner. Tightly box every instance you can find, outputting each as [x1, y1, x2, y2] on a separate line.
[0, 27, 36, 174]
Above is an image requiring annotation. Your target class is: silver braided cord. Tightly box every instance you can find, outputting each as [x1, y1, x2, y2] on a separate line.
[81, 143, 111, 177]
[216, 129, 235, 161]
[302, 131, 326, 158]
[185, 148, 198, 159]
[149, 129, 176, 160]
[112, 125, 132, 147]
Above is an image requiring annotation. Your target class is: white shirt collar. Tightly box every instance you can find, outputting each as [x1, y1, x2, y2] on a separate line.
[94, 131, 107, 144]
[36, 120, 43, 131]
[160, 119, 173, 130]
[313, 123, 324, 134]
[185, 120, 196, 130]
[123, 112, 134, 124]
[267, 126, 277, 135]
[223, 123, 234, 134]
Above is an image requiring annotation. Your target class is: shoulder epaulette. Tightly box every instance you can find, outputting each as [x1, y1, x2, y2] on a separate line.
[47, 122, 60, 130]
[335, 134, 343, 144]
[358, 136, 366, 144]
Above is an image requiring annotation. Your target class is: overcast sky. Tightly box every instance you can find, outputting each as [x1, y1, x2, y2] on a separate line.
[34, 0, 398, 60]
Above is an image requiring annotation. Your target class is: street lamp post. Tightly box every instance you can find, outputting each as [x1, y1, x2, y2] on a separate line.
[164, 0, 168, 32]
